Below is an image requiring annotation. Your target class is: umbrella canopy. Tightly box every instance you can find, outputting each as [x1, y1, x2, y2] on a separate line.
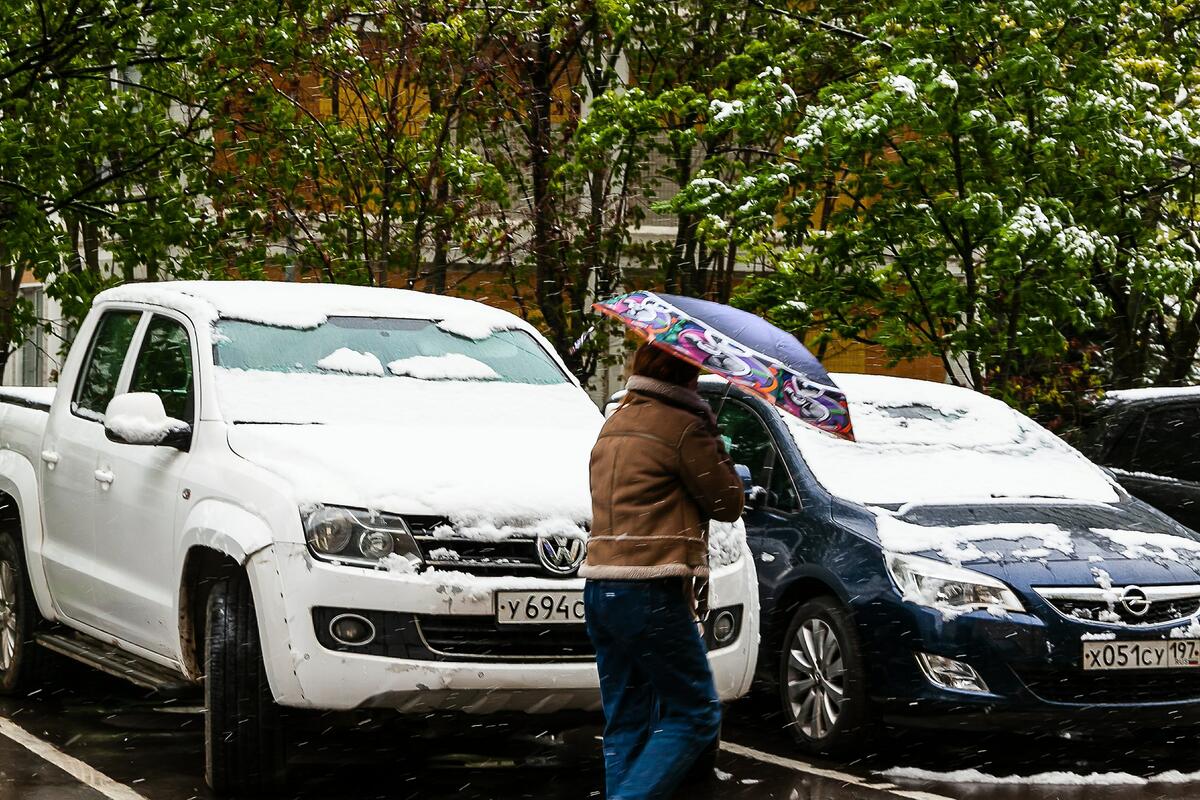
[595, 290, 854, 440]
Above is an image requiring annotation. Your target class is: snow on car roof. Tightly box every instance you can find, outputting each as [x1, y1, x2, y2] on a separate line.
[764, 373, 1119, 506]
[95, 280, 525, 334]
[1102, 385, 1200, 404]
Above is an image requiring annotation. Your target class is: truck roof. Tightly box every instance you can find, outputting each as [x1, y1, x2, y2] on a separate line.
[94, 280, 528, 335]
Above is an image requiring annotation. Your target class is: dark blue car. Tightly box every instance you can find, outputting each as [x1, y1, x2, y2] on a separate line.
[688, 374, 1200, 753]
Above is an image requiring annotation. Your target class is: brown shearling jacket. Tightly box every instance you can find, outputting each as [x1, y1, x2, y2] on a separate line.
[580, 376, 744, 580]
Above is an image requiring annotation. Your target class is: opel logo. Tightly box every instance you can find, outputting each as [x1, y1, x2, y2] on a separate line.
[1119, 586, 1152, 617]
[536, 535, 586, 575]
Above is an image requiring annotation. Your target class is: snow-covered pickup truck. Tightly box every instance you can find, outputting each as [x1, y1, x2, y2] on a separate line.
[0, 281, 758, 793]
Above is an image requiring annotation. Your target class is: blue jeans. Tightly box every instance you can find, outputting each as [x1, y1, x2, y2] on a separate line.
[584, 579, 722, 800]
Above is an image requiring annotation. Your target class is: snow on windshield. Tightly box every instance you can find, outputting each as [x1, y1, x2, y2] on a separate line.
[215, 317, 567, 385]
[778, 374, 1119, 506]
[316, 347, 386, 376]
[388, 354, 500, 381]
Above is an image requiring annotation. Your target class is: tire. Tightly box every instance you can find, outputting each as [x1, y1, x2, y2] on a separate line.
[204, 570, 287, 795]
[0, 528, 50, 695]
[778, 597, 870, 755]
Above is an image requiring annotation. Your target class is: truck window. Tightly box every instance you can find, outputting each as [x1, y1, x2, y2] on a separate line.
[129, 316, 194, 423]
[73, 311, 141, 420]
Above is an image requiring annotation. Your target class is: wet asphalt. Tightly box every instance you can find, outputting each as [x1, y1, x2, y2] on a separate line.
[2, 659, 1199, 800]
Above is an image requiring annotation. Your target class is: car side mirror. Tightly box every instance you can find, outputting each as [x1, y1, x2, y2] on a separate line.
[735, 464, 768, 512]
[103, 392, 192, 451]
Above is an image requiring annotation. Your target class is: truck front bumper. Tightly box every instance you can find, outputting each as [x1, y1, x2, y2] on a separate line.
[246, 543, 758, 713]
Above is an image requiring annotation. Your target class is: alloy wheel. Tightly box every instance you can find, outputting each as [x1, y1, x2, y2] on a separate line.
[0, 560, 17, 672]
[785, 618, 845, 740]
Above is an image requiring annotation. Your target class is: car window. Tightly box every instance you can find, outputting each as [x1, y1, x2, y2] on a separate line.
[1102, 412, 1145, 468]
[129, 316, 195, 423]
[1128, 406, 1200, 482]
[717, 399, 799, 512]
[73, 311, 141, 420]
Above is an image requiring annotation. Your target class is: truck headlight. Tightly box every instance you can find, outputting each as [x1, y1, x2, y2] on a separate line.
[885, 552, 1024, 615]
[303, 505, 422, 569]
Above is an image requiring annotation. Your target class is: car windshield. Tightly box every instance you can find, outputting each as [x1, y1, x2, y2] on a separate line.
[213, 317, 568, 385]
[778, 375, 1120, 506]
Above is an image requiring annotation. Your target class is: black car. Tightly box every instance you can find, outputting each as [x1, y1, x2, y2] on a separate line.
[1079, 387, 1200, 530]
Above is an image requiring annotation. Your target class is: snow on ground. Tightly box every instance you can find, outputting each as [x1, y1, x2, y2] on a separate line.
[317, 348, 385, 376]
[776, 373, 1119, 506]
[388, 354, 500, 381]
[880, 766, 1200, 785]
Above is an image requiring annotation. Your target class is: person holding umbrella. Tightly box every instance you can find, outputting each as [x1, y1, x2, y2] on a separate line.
[581, 342, 744, 800]
[583, 290, 854, 798]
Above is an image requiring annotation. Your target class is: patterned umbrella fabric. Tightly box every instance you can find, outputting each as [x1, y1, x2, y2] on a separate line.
[595, 290, 854, 440]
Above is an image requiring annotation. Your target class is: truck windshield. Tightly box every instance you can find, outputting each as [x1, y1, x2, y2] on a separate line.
[213, 317, 568, 385]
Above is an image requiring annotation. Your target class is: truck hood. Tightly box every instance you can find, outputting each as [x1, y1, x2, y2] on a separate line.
[221, 377, 602, 523]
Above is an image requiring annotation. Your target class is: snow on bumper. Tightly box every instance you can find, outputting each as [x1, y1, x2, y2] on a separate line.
[245, 542, 757, 713]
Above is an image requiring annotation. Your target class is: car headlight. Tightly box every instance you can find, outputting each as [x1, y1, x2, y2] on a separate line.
[303, 505, 422, 569]
[885, 552, 1024, 615]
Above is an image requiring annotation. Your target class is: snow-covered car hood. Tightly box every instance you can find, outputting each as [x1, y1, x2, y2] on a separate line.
[861, 500, 1200, 587]
[219, 373, 602, 523]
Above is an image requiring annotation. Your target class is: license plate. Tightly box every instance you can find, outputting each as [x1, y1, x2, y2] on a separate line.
[1082, 639, 1200, 670]
[495, 591, 585, 625]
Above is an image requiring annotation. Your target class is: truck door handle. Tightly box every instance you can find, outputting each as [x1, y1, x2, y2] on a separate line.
[40, 450, 59, 466]
[93, 469, 114, 485]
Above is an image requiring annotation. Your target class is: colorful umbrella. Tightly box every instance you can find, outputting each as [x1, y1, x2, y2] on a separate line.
[594, 290, 854, 440]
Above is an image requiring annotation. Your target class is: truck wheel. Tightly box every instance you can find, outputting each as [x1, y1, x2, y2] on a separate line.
[0, 529, 49, 695]
[204, 570, 287, 794]
[779, 597, 870, 755]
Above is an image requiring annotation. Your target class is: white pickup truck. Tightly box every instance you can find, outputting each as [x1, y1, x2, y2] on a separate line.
[0, 281, 758, 793]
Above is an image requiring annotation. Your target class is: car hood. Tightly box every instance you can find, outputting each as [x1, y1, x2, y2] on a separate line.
[858, 501, 1200, 587]
[223, 379, 602, 523]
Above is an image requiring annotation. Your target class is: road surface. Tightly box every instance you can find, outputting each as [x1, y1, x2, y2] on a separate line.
[1, 662, 1197, 799]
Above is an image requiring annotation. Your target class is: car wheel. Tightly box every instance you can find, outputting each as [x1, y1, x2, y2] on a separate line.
[778, 597, 869, 754]
[204, 570, 287, 795]
[0, 529, 49, 695]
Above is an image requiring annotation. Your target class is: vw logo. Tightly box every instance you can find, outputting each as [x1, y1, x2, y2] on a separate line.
[536, 535, 586, 575]
[1119, 586, 1152, 617]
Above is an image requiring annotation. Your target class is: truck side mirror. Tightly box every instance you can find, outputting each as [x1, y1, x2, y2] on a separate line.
[103, 392, 192, 451]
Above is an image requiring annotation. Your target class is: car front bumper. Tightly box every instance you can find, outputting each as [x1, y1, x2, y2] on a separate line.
[859, 594, 1200, 730]
[247, 542, 758, 712]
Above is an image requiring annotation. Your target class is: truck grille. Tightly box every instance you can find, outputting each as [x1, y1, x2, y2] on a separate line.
[405, 516, 584, 578]
[1018, 667, 1200, 705]
[415, 616, 594, 661]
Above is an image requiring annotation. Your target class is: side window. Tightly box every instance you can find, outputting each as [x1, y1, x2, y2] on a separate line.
[717, 400, 800, 512]
[73, 311, 141, 419]
[1130, 406, 1200, 482]
[129, 316, 194, 423]
[1102, 412, 1144, 468]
